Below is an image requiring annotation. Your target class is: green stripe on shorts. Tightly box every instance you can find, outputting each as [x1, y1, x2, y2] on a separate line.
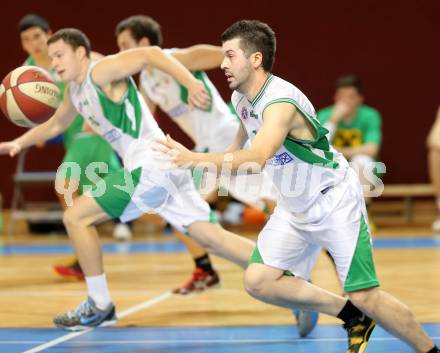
[344, 214, 380, 292]
[94, 167, 142, 218]
[249, 246, 294, 276]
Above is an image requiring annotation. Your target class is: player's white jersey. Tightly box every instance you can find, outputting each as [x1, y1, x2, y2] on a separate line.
[140, 49, 239, 152]
[69, 64, 164, 170]
[232, 74, 349, 214]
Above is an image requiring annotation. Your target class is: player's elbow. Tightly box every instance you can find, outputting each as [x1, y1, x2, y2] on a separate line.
[143, 46, 163, 65]
[47, 119, 64, 139]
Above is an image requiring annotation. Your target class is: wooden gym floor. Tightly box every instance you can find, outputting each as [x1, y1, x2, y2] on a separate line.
[0, 208, 439, 353]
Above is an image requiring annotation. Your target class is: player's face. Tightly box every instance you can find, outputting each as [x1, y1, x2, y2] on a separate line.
[20, 27, 50, 58]
[48, 40, 82, 81]
[221, 38, 252, 91]
[117, 30, 139, 51]
[334, 87, 363, 114]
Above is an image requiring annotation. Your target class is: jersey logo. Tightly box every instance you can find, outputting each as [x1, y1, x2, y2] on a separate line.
[267, 152, 294, 166]
[103, 129, 122, 143]
[241, 107, 249, 120]
[250, 111, 258, 119]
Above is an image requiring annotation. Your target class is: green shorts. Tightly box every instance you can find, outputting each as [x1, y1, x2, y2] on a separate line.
[58, 134, 121, 195]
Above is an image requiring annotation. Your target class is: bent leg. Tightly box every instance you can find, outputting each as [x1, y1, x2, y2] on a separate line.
[244, 263, 347, 316]
[188, 222, 254, 269]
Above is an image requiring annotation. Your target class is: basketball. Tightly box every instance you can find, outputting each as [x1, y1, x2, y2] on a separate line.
[0, 66, 61, 128]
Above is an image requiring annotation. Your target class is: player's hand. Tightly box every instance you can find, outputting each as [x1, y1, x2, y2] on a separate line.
[153, 134, 195, 169]
[0, 141, 22, 157]
[187, 79, 210, 110]
[330, 101, 351, 123]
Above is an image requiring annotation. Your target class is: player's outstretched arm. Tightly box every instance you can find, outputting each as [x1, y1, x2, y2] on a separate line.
[156, 102, 296, 172]
[91, 47, 210, 109]
[172, 45, 223, 72]
[0, 88, 77, 156]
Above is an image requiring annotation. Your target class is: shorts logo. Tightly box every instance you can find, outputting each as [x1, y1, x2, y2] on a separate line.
[103, 129, 121, 143]
[241, 107, 249, 120]
[268, 152, 294, 166]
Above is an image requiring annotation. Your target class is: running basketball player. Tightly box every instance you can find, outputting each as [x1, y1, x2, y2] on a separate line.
[155, 20, 440, 353]
[17, 14, 129, 280]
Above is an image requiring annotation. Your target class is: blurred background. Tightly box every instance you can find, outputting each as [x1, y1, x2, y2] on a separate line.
[0, 0, 439, 208]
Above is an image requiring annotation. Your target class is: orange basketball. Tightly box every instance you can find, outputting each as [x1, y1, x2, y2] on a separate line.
[0, 66, 61, 128]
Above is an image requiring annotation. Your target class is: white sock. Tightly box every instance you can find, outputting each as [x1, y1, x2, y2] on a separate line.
[85, 274, 112, 310]
[436, 198, 440, 212]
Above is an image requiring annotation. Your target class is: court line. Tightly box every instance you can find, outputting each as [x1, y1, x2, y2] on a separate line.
[2, 236, 440, 255]
[0, 341, 45, 344]
[16, 336, 440, 346]
[0, 290, 172, 297]
[0, 288, 240, 297]
[22, 291, 172, 353]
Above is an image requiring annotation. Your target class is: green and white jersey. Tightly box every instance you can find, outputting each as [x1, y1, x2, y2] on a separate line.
[69, 64, 165, 170]
[231, 74, 349, 213]
[140, 49, 239, 152]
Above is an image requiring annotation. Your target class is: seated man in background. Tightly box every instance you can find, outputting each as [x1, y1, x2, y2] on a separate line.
[318, 75, 382, 223]
[426, 106, 440, 231]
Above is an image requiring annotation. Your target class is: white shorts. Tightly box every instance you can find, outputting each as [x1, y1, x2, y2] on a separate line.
[94, 165, 211, 233]
[250, 168, 379, 292]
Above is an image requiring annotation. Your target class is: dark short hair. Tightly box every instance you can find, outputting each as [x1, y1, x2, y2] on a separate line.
[222, 20, 276, 72]
[335, 75, 363, 94]
[115, 15, 162, 46]
[18, 14, 50, 34]
[47, 28, 91, 58]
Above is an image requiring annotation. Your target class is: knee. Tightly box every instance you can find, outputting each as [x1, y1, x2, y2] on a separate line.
[244, 265, 270, 299]
[348, 287, 386, 312]
[62, 206, 84, 231]
[348, 289, 373, 309]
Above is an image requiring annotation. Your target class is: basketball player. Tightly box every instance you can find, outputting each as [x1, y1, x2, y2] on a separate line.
[114, 15, 318, 337]
[17, 14, 129, 281]
[115, 15, 281, 299]
[155, 20, 440, 353]
[0, 28, 256, 331]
